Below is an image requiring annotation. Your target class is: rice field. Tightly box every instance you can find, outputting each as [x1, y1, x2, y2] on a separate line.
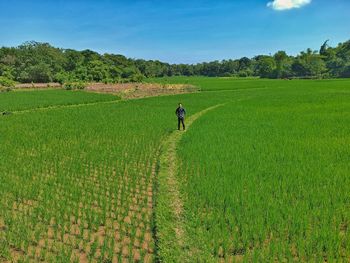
[0, 89, 118, 112]
[1, 77, 349, 262]
[176, 85, 350, 261]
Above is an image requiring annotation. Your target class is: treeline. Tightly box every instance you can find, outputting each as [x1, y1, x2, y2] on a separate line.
[0, 40, 349, 84]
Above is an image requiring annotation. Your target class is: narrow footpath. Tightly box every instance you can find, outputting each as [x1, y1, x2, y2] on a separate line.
[155, 104, 223, 262]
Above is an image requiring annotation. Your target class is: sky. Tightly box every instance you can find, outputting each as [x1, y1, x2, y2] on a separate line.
[0, 0, 349, 64]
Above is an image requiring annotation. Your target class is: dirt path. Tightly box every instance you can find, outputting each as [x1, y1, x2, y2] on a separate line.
[155, 104, 224, 262]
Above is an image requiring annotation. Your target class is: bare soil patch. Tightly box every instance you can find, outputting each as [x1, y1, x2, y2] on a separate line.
[11, 82, 199, 99]
[14, 83, 61, 89]
[85, 83, 198, 99]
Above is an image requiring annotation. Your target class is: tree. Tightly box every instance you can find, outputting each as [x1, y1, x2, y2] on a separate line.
[87, 60, 109, 82]
[238, 57, 251, 72]
[273, 51, 292, 78]
[255, 56, 276, 78]
[63, 49, 84, 71]
[292, 49, 326, 78]
[0, 40, 349, 83]
[320, 40, 329, 56]
[18, 62, 53, 83]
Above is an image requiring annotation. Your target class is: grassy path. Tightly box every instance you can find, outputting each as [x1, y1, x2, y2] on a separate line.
[155, 104, 223, 262]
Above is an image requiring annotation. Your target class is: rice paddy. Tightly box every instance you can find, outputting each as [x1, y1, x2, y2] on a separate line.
[1, 77, 349, 262]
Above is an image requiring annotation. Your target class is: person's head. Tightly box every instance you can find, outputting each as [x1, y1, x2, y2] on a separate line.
[178, 103, 182, 107]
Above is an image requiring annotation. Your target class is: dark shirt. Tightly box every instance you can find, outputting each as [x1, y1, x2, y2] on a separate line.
[175, 107, 186, 119]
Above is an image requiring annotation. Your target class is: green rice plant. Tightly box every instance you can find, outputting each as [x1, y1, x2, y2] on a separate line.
[1, 77, 350, 261]
[173, 81, 350, 261]
[0, 89, 118, 112]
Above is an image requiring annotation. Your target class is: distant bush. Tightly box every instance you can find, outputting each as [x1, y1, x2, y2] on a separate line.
[55, 72, 70, 85]
[0, 87, 13, 93]
[0, 77, 15, 88]
[64, 81, 86, 90]
[102, 78, 115, 84]
[130, 73, 144, 83]
[238, 71, 249, 77]
[219, 72, 234, 77]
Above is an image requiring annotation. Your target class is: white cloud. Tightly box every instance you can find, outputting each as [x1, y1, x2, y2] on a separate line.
[267, 0, 311, 11]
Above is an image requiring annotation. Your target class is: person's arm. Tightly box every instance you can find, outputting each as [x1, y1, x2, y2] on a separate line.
[175, 108, 178, 115]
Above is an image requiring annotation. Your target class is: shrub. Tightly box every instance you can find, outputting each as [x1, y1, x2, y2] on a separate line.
[55, 72, 69, 85]
[238, 69, 253, 77]
[219, 72, 234, 77]
[63, 81, 86, 90]
[0, 87, 13, 93]
[102, 78, 114, 84]
[74, 81, 86, 90]
[0, 77, 15, 88]
[130, 73, 144, 83]
[64, 82, 72, 90]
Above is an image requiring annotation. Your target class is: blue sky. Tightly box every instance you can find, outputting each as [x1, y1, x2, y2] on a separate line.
[0, 0, 349, 63]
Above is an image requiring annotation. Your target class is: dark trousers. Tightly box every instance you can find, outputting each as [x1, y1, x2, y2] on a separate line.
[178, 117, 185, 130]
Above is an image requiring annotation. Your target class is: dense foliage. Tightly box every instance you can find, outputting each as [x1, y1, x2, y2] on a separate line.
[0, 40, 349, 84]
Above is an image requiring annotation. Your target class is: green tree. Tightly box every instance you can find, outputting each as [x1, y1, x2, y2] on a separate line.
[18, 62, 52, 83]
[320, 40, 329, 56]
[273, 51, 292, 78]
[255, 56, 276, 78]
[291, 49, 326, 78]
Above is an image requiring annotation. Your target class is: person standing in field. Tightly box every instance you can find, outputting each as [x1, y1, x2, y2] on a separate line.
[175, 103, 186, 130]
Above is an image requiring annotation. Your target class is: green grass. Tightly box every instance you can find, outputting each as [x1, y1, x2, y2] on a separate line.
[0, 89, 118, 112]
[1, 77, 350, 262]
